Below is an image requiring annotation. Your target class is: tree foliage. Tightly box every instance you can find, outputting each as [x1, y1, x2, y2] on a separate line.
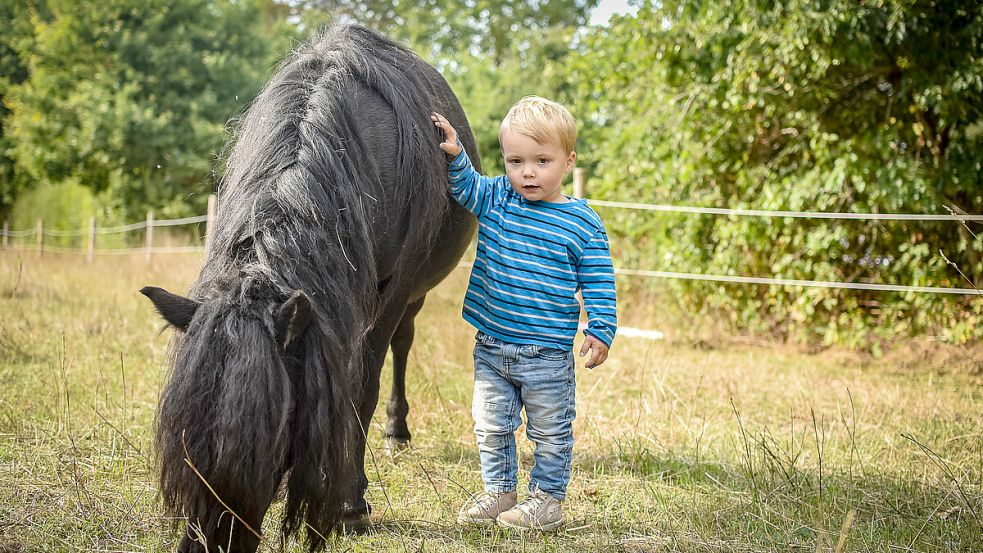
[298, 0, 596, 65]
[568, 0, 983, 348]
[294, 0, 597, 176]
[3, 0, 295, 219]
[0, 0, 47, 212]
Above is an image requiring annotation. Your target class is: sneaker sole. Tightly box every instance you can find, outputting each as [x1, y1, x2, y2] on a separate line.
[457, 515, 498, 526]
[497, 517, 565, 532]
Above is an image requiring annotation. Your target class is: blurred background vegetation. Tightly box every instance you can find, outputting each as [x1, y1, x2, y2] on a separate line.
[1, 0, 981, 349]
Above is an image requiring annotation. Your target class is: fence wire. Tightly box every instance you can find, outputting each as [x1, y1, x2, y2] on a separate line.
[587, 200, 983, 222]
[3, 200, 981, 295]
[615, 268, 982, 296]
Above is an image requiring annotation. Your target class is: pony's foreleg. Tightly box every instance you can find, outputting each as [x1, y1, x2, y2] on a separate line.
[342, 299, 414, 531]
[384, 296, 425, 451]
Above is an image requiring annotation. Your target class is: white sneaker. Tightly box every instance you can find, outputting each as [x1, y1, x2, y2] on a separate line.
[496, 489, 564, 531]
[456, 490, 518, 526]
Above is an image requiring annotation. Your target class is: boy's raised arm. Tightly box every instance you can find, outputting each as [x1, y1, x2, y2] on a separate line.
[432, 112, 506, 218]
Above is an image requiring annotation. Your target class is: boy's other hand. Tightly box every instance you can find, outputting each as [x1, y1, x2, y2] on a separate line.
[431, 112, 462, 157]
[579, 335, 609, 369]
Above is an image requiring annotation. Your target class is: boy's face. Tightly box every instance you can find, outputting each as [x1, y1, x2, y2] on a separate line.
[500, 130, 576, 203]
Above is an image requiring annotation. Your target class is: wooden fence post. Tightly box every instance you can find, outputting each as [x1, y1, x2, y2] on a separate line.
[573, 168, 587, 199]
[36, 218, 44, 256]
[2, 220, 8, 249]
[145, 211, 154, 264]
[205, 194, 217, 255]
[87, 217, 96, 263]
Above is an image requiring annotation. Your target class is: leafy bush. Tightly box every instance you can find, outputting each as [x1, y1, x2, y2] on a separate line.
[565, 0, 983, 348]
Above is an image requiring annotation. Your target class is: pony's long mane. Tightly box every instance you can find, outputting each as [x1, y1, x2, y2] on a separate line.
[156, 24, 458, 544]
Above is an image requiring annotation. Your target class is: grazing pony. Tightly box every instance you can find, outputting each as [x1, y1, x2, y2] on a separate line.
[141, 25, 478, 552]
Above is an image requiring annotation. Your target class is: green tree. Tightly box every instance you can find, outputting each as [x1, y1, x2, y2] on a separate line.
[0, 0, 47, 214]
[298, 0, 597, 65]
[294, 0, 598, 173]
[569, 0, 983, 347]
[445, 23, 592, 175]
[5, 0, 296, 220]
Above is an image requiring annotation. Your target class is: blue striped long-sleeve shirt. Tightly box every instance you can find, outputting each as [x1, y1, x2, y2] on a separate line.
[448, 147, 618, 350]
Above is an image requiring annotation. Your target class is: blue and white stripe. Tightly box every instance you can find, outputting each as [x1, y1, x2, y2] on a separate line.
[448, 147, 618, 349]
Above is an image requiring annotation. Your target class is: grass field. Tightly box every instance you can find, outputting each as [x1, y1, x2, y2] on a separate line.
[0, 251, 981, 552]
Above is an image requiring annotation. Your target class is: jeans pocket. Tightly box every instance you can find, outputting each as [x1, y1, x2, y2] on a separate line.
[535, 345, 570, 362]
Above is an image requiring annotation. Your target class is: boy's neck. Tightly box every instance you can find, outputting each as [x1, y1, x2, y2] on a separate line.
[541, 195, 571, 204]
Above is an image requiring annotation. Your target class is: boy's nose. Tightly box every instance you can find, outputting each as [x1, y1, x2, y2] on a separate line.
[522, 165, 535, 177]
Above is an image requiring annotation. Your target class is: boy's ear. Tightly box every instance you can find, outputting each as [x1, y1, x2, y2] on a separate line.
[566, 151, 577, 173]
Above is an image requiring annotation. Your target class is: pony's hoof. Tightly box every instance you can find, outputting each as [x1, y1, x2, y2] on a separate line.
[384, 436, 411, 454]
[340, 513, 375, 534]
[339, 499, 373, 534]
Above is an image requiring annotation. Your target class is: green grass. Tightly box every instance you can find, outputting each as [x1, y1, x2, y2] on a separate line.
[0, 251, 981, 552]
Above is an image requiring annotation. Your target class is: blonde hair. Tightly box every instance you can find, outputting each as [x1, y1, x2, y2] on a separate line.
[499, 96, 577, 153]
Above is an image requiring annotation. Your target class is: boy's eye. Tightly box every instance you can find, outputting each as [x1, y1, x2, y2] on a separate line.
[538, 159, 550, 165]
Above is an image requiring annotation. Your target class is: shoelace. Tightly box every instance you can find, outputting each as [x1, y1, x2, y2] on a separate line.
[517, 494, 548, 516]
[465, 492, 503, 514]
[478, 493, 501, 510]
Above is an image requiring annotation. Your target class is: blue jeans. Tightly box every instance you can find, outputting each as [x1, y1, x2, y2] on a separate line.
[471, 331, 577, 500]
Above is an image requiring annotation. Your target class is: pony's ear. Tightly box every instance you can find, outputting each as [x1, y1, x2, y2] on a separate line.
[276, 290, 313, 349]
[140, 286, 200, 331]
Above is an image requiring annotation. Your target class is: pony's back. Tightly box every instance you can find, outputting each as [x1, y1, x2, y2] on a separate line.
[212, 25, 477, 286]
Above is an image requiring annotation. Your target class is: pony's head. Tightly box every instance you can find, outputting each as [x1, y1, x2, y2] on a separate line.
[141, 272, 318, 551]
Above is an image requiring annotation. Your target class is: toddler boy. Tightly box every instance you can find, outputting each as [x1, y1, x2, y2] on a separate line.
[431, 96, 617, 530]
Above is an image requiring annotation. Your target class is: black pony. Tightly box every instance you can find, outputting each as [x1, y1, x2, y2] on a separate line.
[141, 25, 477, 552]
